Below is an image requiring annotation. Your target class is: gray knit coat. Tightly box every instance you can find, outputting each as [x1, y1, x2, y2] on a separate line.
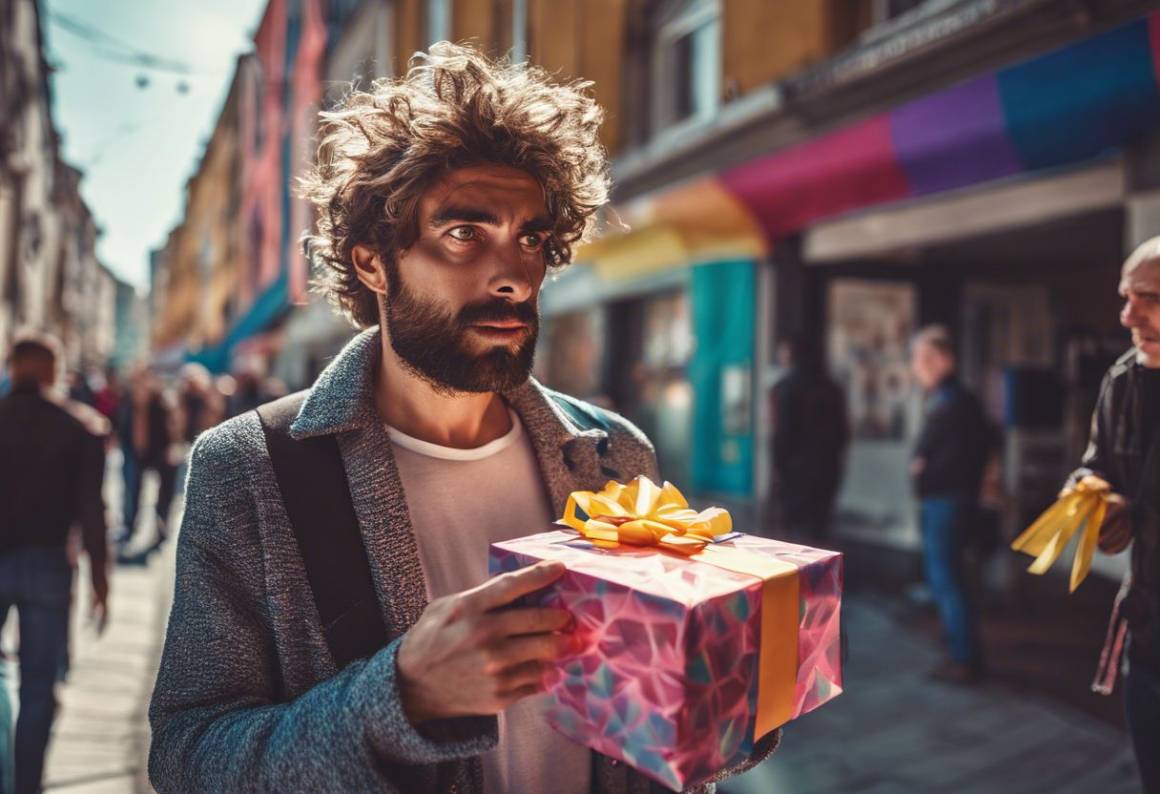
[148, 328, 779, 793]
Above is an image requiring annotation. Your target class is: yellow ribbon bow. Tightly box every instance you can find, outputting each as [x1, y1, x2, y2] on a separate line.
[560, 475, 733, 555]
[1011, 475, 1111, 593]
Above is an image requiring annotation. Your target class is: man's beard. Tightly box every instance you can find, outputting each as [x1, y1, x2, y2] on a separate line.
[383, 266, 539, 395]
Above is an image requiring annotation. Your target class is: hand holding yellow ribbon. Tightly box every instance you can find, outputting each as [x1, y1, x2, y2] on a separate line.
[560, 475, 733, 555]
[1011, 475, 1110, 593]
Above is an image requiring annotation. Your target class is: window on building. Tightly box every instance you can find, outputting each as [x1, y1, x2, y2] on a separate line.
[426, 0, 450, 44]
[651, 0, 721, 134]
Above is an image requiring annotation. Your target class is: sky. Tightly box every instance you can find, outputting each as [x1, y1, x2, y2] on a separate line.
[43, 0, 270, 291]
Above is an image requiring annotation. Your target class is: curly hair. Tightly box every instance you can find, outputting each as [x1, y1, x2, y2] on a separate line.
[300, 42, 611, 328]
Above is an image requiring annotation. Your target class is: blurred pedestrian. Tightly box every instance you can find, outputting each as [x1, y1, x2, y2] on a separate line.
[92, 365, 122, 433]
[770, 335, 849, 542]
[228, 370, 263, 418]
[171, 364, 224, 493]
[1069, 238, 1160, 792]
[0, 334, 110, 794]
[117, 369, 177, 549]
[65, 370, 94, 407]
[174, 363, 224, 442]
[910, 325, 989, 684]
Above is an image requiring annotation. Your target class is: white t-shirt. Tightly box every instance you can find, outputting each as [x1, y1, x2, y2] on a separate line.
[387, 410, 591, 794]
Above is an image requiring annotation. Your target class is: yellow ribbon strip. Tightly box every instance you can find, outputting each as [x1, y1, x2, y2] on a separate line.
[560, 476, 798, 736]
[1010, 477, 1110, 593]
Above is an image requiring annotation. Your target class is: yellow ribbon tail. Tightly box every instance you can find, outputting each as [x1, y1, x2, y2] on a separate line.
[1011, 489, 1107, 590]
[1024, 498, 1093, 576]
[1011, 492, 1083, 556]
[1070, 498, 1106, 593]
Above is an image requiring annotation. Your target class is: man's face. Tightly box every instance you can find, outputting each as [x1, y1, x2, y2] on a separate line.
[1119, 258, 1160, 369]
[386, 164, 551, 394]
[910, 341, 950, 392]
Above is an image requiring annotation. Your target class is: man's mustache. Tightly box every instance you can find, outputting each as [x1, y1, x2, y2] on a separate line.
[457, 299, 538, 326]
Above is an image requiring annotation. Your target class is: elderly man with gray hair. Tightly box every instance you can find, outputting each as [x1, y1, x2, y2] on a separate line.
[1068, 237, 1160, 791]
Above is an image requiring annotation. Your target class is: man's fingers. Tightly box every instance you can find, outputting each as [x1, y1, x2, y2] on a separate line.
[498, 682, 543, 709]
[481, 606, 572, 639]
[464, 561, 566, 613]
[486, 632, 575, 673]
[498, 659, 549, 692]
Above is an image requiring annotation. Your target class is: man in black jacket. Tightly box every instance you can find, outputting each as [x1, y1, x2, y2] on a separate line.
[770, 335, 849, 541]
[1068, 238, 1160, 791]
[910, 325, 990, 684]
[0, 334, 110, 794]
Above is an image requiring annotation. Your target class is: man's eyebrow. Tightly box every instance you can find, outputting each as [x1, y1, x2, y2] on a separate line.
[519, 214, 554, 233]
[427, 205, 500, 228]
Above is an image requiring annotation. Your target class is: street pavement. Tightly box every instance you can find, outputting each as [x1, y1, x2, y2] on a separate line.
[722, 592, 1141, 794]
[4, 458, 1142, 794]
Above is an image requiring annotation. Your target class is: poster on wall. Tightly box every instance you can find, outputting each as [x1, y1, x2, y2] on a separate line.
[827, 279, 917, 442]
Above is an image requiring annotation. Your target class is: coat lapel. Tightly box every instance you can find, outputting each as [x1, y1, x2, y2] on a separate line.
[285, 327, 609, 636]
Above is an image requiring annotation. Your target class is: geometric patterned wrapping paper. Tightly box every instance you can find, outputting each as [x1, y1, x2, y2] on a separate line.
[488, 530, 843, 791]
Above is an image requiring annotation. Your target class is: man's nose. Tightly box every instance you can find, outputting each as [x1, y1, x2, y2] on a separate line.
[487, 240, 536, 302]
[1121, 298, 1141, 328]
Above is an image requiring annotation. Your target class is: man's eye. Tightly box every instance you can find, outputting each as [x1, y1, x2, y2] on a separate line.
[519, 232, 544, 249]
[448, 226, 477, 242]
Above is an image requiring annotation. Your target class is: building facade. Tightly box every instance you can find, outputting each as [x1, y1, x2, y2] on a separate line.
[153, 0, 1160, 575]
[0, 0, 120, 374]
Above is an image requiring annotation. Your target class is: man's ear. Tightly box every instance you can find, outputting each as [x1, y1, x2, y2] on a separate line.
[352, 244, 388, 296]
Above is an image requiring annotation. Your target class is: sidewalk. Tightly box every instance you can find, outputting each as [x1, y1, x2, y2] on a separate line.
[39, 459, 176, 794]
[41, 542, 173, 793]
[722, 590, 1141, 793]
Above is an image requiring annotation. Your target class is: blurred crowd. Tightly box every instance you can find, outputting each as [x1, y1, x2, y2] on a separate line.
[3, 358, 288, 557]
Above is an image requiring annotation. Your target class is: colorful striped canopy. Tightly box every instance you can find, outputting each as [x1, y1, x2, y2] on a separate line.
[581, 11, 1160, 275]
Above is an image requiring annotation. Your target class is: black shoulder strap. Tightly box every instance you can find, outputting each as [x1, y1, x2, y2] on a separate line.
[256, 392, 388, 670]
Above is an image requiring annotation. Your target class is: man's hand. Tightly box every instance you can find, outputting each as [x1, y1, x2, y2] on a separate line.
[395, 561, 575, 724]
[1060, 475, 1133, 555]
[91, 576, 110, 636]
[1098, 493, 1133, 554]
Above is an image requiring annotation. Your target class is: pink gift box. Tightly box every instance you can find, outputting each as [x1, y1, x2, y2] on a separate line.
[488, 530, 843, 790]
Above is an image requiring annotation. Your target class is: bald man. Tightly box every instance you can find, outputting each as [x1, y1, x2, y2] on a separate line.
[1066, 238, 1160, 790]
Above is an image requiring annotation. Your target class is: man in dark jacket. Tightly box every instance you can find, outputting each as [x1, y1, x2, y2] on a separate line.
[116, 369, 177, 548]
[770, 335, 849, 541]
[0, 334, 110, 794]
[148, 44, 776, 793]
[1068, 238, 1160, 791]
[910, 325, 990, 684]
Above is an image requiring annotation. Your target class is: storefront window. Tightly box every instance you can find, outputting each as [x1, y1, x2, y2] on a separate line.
[827, 278, 919, 543]
[634, 291, 694, 486]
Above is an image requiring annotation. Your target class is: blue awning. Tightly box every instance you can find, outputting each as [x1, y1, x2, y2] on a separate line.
[188, 274, 290, 373]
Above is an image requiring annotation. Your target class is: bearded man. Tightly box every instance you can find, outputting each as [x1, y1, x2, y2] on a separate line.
[147, 44, 777, 793]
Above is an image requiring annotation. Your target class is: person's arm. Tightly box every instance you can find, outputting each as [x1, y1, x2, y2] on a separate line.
[149, 420, 576, 792]
[1064, 371, 1131, 554]
[77, 429, 109, 629]
[148, 425, 502, 792]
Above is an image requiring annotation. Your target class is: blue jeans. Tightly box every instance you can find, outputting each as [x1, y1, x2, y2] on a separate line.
[1125, 654, 1160, 792]
[0, 546, 72, 794]
[920, 496, 982, 667]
